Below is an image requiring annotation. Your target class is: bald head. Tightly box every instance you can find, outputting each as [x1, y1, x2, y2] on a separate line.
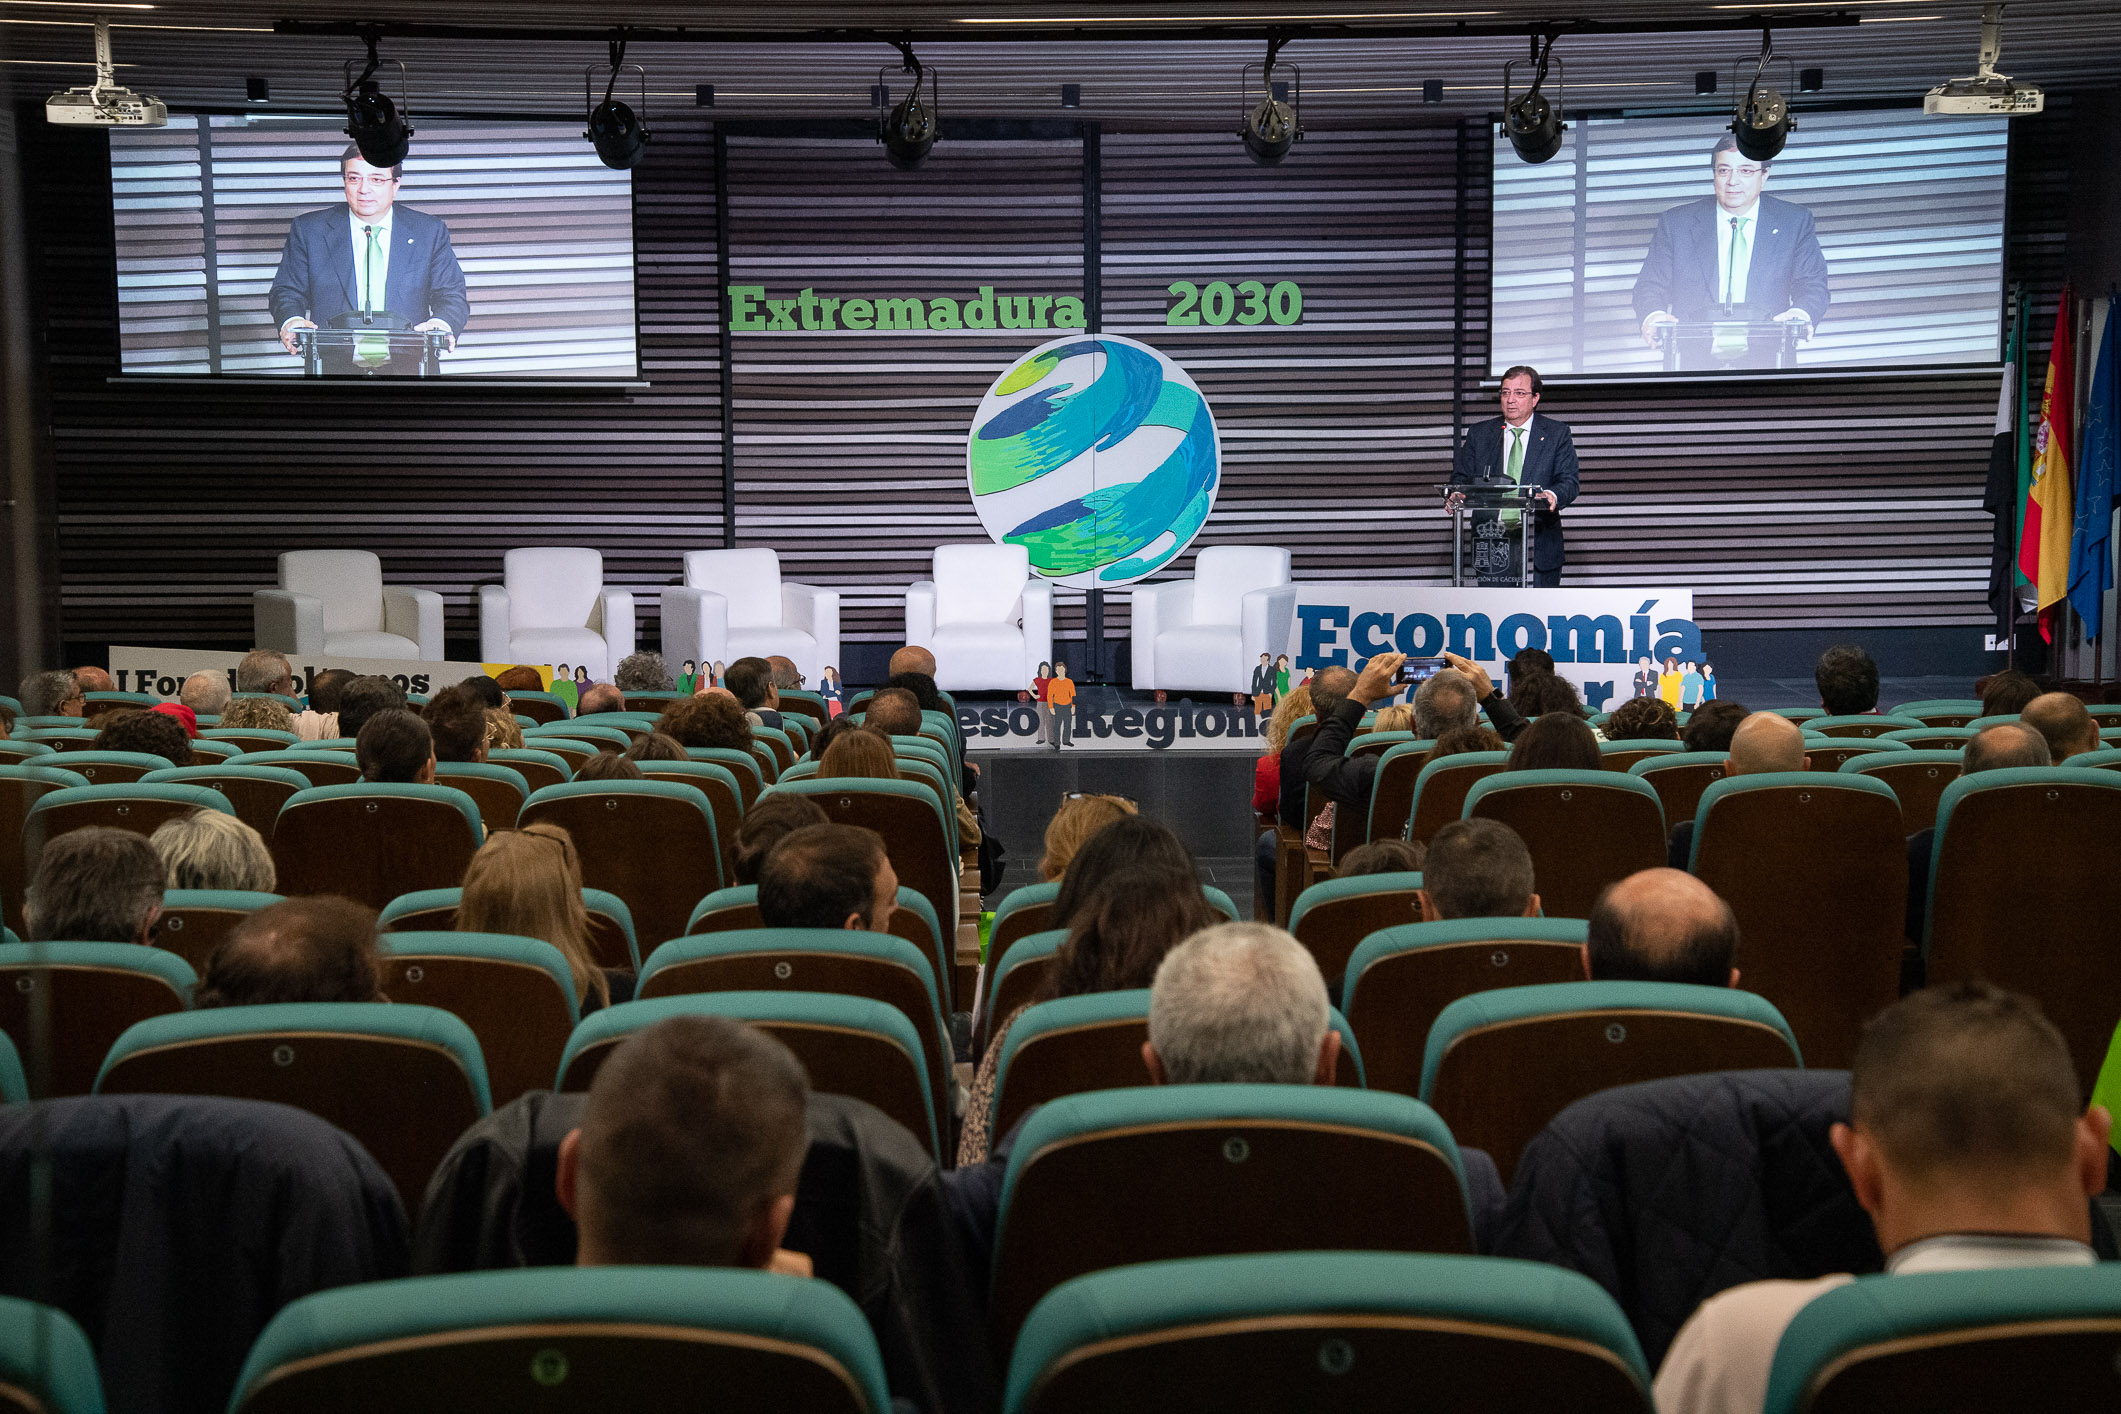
[1728, 711, 1806, 775]
[577, 683, 625, 715]
[1308, 665, 1360, 720]
[1586, 868, 1741, 988]
[1964, 721, 2052, 774]
[890, 646, 937, 678]
[2021, 692, 2097, 762]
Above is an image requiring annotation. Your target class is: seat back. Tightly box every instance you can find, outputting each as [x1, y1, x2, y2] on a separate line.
[510, 737, 599, 774]
[1626, 751, 1729, 832]
[0, 941, 195, 1097]
[1464, 771, 1666, 919]
[1806, 714, 1927, 739]
[1837, 749, 1963, 833]
[1687, 772, 1905, 1069]
[768, 779, 956, 932]
[202, 727, 301, 754]
[1403, 750, 1510, 845]
[1926, 767, 2121, 1092]
[280, 549, 385, 633]
[1761, 1266, 2121, 1414]
[1187, 545, 1291, 625]
[987, 881, 1060, 980]
[23, 751, 173, 785]
[985, 930, 1068, 1040]
[271, 783, 485, 911]
[1343, 917, 1592, 1098]
[378, 931, 578, 1107]
[1005, 1251, 1653, 1414]
[152, 888, 281, 971]
[1422, 980, 1801, 1183]
[1805, 739, 1911, 772]
[1286, 871, 1425, 981]
[1, 764, 89, 933]
[2071, 746, 2121, 774]
[685, 885, 949, 1008]
[505, 690, 570, 725]
[503, 546, 603, 630]
[520, 782, 721, 956]
[0, 1296, 103, 1414]
[229, 1266, 890, 1414]
[684, 547, 785, 627]
[1599, 739, 1686, 773]
[27, 784, 232, 851]
[265, 750, 364, 788]
[1347, 731, 1425, 762]
[80, 691, 157, 722]
[485, 747, 572, 792]
[688, 747, 765, 808]
[558, 992, 937, 1156]
[635, 760, 745, 874]
[1890, 698, 1982, 727]
[140, 764, 311, 837]
[381, 886, 641, 972]
[432, 762, 529, 833]
[0, 741, 55, 766]
[990, 1087, 1473, 1351]
[97, 1001, 490, 1211]
[933, 543, 1028, 625]
[778, 689, 831, 727]
[1879, 726, 1975, 750]
[541, 722, 632, 751]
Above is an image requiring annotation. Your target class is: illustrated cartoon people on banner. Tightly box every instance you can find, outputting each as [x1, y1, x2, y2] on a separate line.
[1250, 653, 1276, 714]
[1273, 653, 1291, 705]
[676, 659, 697, 695]
[819, 667, 844, 717]
[1633, 657, 1658, 699]
[552, 664, 579, 712]
[1658, 656, 1683, 708]
[1046, 661, 1075, 748]
[1031, 661, 1053, 745]
[1699, 660, 1717, 701]
[1680, 660, 1705, 708]
[711, 661, 726, 690]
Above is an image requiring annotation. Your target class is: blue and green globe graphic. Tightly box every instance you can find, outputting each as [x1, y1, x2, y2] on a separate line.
[967, 335, 1219, 588]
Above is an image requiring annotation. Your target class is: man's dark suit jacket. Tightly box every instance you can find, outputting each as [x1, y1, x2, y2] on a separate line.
[268, 204, 471, 333]
[1630, 192, 1830, 328]
[1305, 692, 1531, 811]
[1449, 415, 1581, 575]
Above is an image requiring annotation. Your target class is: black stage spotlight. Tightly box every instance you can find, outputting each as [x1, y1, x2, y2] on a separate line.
[1800, 67, 1825, 93]
[342, 32, 411, 169]
[1731, 32, 1794, 162]
[1502, 34, 1565, 164]
[1238, 38, 1301, 165]
[1695, 70, 1718, 96]
[1422, 79, 1444, 104]
[585, 36, 650, 170]
[877, 42, 938, 170]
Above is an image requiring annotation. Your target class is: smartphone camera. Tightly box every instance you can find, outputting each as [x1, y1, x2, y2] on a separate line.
[1395, 656, 1448, 687]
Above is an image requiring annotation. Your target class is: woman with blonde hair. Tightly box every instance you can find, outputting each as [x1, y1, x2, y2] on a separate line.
[818, 727, 900, 781]
[1036, 792, 1136, 882]
[219, 696, 294, 733]
[1254, 684, 1314, 814]
[456, 823, 626, 1013]
[1371, 703, 1415, 734]
[150, 809, 276, 892]
[484, 707, 523, 752]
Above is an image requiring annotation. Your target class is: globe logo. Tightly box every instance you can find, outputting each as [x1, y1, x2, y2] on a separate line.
[967, 334, 1220, 588]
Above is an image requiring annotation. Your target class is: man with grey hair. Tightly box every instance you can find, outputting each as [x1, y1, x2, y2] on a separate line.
[1905, 721, 2051, 945]
[613, 652, 674, 693]
[1412, 668, 1481, 741]
[1144, 922, 1340, 1086]
[179, 670, 233, 717]
[24, 827, 165, 944]
[18, 669, 84, 718]
[768, 656, 803, 692]
[235, 649, 294, 696]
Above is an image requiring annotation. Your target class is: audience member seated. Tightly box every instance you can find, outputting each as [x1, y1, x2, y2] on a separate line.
[0, 700, 12, 735]
[1510, 671, 1595, 725]
[757, 822, 898, 933]
[818, 727, 901, 781]
[458, 822, 628, 1012]
[1814, 643, 1879, 715]
[1681, 699, 1749, 754]
[769, 656, 804, 693]
[1252, 684, 1313, 817]
[150, 702, 200, 739]
[235, 650, 295, 697]
[421, 683, 490, 764]
[1654, 982, 2107, 1414]
[724, 656, 784, 730]
[92, 707, 193, 766]
[1039, 794, 1137, 883]
[1422, 724, 1504, 767]
[493, 665, 545, 695]
[180, 669, 232, 718]
[1507, 647, 1556, 698]
[1606, 695, 1680, 741]
[2021, 691, 2099, 762]
[1441, 652, 1534, 740]
[729, 794, 831, 886]
[656, 693, 752, 751]
[1903, 722, 2050, 947]
[23, 826, 164, 943]
[336, 675, 408, 740]
[1584, 868, 1739, 988]
[1334, 838, 1426, 878]
[577, 683, 626, 716]
[291, 666, 354, 741]
[220, 695, 295, 733]
[1298, 658, 1402, 813]
[1506, 711, 1600, 771]
[1418, 818, 1539, 922]
[890, 645, 938, 679]
[572, 752, 644, 783]
[1976, 667, 2043, 718]
[863, 687, 924, 738]
[73, 665, 115, 694]
[806, 714, 864, 762]
[1412, 668, 1482, 740]
[885, 667, 969, 769]
[151, 809, 277, 893]
[554, 1015, 813, 1275]
[19, 667, 84, 718]
[1667, 711, 1808, 868]
[618, 731, 682, 764]
[1370, 702, 1414, 734]
[483, 708, 523, 753]
[192, 896, 387, 1007]
[355, 709, 437, 784]
[613, 652, 674, 693]
[456, 675, 505, 712]
[1139, 920, 1340, 1087]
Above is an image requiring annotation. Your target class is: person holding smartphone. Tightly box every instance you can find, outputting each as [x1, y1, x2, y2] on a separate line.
[1303, 650, 1535, 814]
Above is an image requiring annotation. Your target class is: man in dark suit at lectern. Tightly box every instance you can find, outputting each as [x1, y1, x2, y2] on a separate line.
[1448, 365, 1580, 587]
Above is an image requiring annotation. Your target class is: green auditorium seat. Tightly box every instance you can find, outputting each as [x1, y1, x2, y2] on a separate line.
[96, 1001, 489, 1211]
[1804, 738, 1911, 772]
[753, 726, 797, 779]
[0, 1031, 24, 1104]
[183, 738, 245, 764]
[1924, 766, 2121, 1093]
[557, 992, 937, 1159]
[631, 760, 744, 874]
[1420, 980, 1801, 1184]
[1287, 870, 1425, 981]
[1877, 726, 1974, 750]
[1401, 745, 1511, 849]
[378, 931, 579, 1108]
[1599, 738, 1687, 772]
[985, 881, 1061, 976]
[0, 1295, 103, 1414]
[152, 887, 281, 971]
[1837, 749, 1963, 834]
[23, 751, 179, 787]
[0, 941, 195, 1098]
[686, 747, 765, 808]
[26, 783, 232, 850]
[531, 722, 632, 752]
[1804, 714, 1926, 739]
[141, 763, 311, 836]
[519, 781, 720, 957]
[685, 885, 950, 1010]
[1965, 713, 2022, 730]
[272, 782, 484, 911]
[504, 689, 570, 725]
[1761, 1265, 2121, 1414]
[1464, 770, 1665, 919]
[989, 1086, 1474, 1353]
[1686, 771, 1905, 1070]
[2068, 746, 2121, 773]
[484, 747, 573, 793]
[622, 690, 690, 714]
[1, 763, 88, 934]
[0, 741, 55, 767]
[982, 929, 1067, 1050]
[1005, 1251, 1653, 1414]
[381, 886, 642, 973]
[1342, 917, 1592, 1098]
[510, 737, 603, 775]
[1348, 730, 1426, 761]
[80, 691, 156, 721]
[1764, 708, 1824, 722]
[259, 750, 364, 789]
[300, 738, 358, 753]
[1890, 698, 1982, 727]
[229, 1266, 890, 1414]
[432, 761, 529, 834]
[1627, 751, 1729, 834]
[766, 779, 956, 935]
[202, 727, 301, 755]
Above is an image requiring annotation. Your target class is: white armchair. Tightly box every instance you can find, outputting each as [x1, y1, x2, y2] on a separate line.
[253, 550, 445, 661]
[477, 547, 635, 681]
[1129, 546, 1298, 694]
[660, 549, 841, 685]
[905, 544, 1053, 691]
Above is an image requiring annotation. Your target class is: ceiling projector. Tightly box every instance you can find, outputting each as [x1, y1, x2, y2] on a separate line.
[1924, 2, 2042, 116]
[46, 19, 166, 127]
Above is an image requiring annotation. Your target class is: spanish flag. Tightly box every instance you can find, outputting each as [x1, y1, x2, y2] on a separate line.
[2019, 287, 2075, 640]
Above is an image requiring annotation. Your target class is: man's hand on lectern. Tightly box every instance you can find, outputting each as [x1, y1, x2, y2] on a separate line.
[280, 318, 316, 355]
[1532, 489, 1558, 512]
[1351, 652, 1406, 707]
[1443, 652, 1496, 701]
[1641, 311, 1677, 348]
[1445, 490, 1466, 513]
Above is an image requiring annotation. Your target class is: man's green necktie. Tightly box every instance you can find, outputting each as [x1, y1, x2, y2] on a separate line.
[1725, 216, 1749, 304]
[356, 225, 387, 367]
[1501, 424, 1526, 527]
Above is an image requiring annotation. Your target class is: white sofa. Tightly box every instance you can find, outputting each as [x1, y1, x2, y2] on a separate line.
[1129, 546, 1298, 694]
[477, 547, 635, 681]
[660, 549, 841, 685]
[253, 550, 445, 660]
[905, 544, 1054, 691]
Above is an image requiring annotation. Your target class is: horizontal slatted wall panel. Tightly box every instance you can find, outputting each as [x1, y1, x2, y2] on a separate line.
[32, 111, 724, 648]
[1099, 127, 1466, 631]
[724, 132, 1084, 644]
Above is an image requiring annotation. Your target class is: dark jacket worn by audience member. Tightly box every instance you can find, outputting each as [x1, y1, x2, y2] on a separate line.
[0, 1095, 409, 1414]
[1304, 693, 1528, 810]
[415, 1089, 997, 1414]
